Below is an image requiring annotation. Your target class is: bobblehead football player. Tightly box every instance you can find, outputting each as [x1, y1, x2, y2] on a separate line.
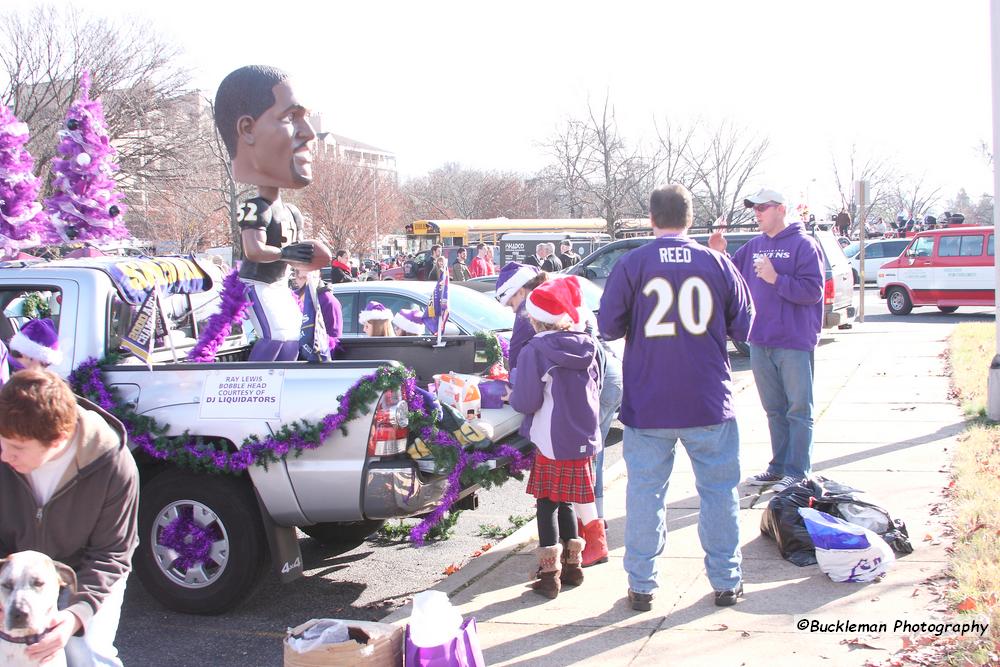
[214, 66, 332, 361]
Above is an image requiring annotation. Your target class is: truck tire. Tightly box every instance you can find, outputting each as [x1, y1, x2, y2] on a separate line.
[886, 287, 913, 316]
[134, 469, 268, 615]
[301, 520, 385, 545]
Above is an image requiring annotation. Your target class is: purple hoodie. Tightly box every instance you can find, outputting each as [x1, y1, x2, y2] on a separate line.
[730, 223, 824, 351]
[507, 301, 534, 371]
[509, 330, 601, 461]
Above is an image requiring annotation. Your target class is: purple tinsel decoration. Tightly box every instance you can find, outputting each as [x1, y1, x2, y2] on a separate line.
[497, 334, 510, 361]
[42, 71, 129, 245]
[187, 269, 252, 362]
[0, 105, 46, 256]
[158, 509, 219, 570]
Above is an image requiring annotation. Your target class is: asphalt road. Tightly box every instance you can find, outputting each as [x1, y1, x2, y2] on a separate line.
[115, 286, 994, 666]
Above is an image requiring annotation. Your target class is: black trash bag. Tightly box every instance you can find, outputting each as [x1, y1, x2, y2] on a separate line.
[759, 480, 822, 566]
[760, 476, 914, 567]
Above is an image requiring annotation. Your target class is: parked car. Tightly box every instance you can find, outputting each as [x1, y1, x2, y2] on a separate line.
[566, 228, 855, 337]
[877, 226, 995, 315]
[843, 238, 910, 284]
[328, 280, 514, 337]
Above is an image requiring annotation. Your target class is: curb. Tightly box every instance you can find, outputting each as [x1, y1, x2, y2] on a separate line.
[382, 454, 629, 626]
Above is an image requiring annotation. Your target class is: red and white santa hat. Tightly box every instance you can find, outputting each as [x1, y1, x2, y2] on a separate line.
[525, 276, 583, 327]
[10, 318, 63, 365]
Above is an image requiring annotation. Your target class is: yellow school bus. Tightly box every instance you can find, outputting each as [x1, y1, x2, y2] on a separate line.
[405, 218, 608, 247]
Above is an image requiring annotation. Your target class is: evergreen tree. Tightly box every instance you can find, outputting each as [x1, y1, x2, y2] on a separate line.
[43, 71, 129, 244]
[0, 105, 46, 257]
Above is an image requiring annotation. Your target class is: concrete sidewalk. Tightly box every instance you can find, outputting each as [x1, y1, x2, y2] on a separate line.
[386, 317, 970, 666]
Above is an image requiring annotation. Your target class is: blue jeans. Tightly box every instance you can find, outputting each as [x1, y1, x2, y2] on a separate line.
[749, 345, 815, 480]
[594, 351, 623, 517]
[623, 420, 742, 594]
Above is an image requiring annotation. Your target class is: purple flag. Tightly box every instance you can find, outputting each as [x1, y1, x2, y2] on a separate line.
[424, 269, 450, 335]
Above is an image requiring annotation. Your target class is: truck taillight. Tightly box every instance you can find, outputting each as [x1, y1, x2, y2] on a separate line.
[367, 388, 409, 457]
[824, 278, 834, 305]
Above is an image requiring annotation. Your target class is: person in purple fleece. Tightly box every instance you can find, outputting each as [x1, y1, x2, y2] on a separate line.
[600, 183, 753, 611]
[493, 262, 545, 372]
[510, 276, 601, 600]
[709, 187, 824, 495]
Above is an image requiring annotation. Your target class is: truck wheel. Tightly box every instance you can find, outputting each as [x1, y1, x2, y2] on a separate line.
[886, 287, 913, 316]
[134, 469, 268, 615]
[301, 520, 385, 545]
[937, 306, 959, 314]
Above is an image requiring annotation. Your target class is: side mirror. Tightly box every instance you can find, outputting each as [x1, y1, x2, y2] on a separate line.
[905, 247, 917, 258]
[582, 267, 597, 280]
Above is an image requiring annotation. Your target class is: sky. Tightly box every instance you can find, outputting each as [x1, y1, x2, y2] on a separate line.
[9, 0, 998, 216]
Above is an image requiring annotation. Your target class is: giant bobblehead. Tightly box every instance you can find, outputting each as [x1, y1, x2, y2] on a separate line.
[214, 66, 331, 361]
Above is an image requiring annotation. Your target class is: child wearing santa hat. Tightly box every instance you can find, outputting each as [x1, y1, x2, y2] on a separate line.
[509, 275, 601, 600]
[392, 308, 426, 336]
[9, 318, 63, 372]
[359, 301, 395, 337]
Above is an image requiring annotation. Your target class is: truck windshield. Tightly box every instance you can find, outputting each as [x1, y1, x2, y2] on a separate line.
[448, 285, 514, 332]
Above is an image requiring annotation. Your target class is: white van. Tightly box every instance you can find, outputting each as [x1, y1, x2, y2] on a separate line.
[500, 232, 611, 265]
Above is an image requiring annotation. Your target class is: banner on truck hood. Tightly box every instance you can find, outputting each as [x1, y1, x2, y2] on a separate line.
[107, 256, 212, 304]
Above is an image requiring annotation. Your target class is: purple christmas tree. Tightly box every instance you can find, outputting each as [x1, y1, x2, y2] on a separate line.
[0, 105, 46, 257]
[43, 71, 129, 244]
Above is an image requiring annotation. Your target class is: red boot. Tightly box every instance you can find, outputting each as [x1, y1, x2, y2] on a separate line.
[580, 520, 608, 567]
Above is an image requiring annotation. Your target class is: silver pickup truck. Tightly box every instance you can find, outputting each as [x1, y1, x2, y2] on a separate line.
[0, 255, 524, 614]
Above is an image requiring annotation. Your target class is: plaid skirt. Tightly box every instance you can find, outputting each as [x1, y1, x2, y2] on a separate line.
[527, 452, 596, 503]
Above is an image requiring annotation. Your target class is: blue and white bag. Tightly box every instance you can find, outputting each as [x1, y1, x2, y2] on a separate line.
[799, 507, 895, 582]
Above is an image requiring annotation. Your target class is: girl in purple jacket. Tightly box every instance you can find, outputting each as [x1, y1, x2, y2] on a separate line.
[510, 276, 601, 600]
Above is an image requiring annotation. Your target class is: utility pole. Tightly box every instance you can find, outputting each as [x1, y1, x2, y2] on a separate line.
[854, 180, 869, 323]
[988, 0, 1000, 419]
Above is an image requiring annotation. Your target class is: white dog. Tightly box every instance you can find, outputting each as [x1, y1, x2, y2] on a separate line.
[0, 551, 77, 667]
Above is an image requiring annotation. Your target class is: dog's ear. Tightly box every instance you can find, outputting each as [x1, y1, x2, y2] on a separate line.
[53, 561, 77, 593]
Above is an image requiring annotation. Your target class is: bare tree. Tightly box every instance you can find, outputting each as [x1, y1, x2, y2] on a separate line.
[403, 163, 538, 220]
[891, 174, 942, 223]
[539, 120, 595, 218]
[946, 188, 994, 226]
[0, 5, 195, 236]
[686, 120, 769, 229]
[830, 144, 899, 229]
[293, 150, 404, 257]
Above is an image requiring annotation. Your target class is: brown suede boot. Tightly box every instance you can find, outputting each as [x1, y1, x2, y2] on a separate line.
[581, 520, 609, 567]
[560, 537, 585, 586]
[532, 544, 562, 599]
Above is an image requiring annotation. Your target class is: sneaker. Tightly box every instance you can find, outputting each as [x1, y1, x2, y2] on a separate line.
[628, 589, 654, 611]
[770, 475, 801, 493]
[714, 584, 744, 607]
[743, 471, 783, 486]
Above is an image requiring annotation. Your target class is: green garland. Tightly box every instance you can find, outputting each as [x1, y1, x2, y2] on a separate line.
[475, 331, 504, 367]
[21, 292, 51, 320]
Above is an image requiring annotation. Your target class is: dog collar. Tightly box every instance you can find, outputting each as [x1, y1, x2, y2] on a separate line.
[0, 625, 54, 645]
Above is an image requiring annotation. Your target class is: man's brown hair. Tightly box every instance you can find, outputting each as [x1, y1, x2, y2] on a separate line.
[0, 369, 77, 444]
[650, 184, 693, 230]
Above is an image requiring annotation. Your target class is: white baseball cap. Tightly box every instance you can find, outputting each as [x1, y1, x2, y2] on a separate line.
[743, 188, 786, 208]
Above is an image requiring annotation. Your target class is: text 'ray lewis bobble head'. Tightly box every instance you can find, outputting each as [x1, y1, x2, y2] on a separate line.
[213, 66, 331, 362]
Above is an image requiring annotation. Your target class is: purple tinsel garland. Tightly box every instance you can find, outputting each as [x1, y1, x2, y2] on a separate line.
[187, 269, 252, 362]
[158, 510, 218, 570]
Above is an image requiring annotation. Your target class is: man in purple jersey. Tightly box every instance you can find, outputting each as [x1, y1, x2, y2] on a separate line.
[598, 184, 753, 611]
[709, 188, 824, 495]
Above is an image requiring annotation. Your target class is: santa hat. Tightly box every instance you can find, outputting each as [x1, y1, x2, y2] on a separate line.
[526, 276, 583, 326]
[359, 301, 393, 324]
[10, 318, 62, 365]
[494, 262, 539, 306]
[392, 308, 426, 335]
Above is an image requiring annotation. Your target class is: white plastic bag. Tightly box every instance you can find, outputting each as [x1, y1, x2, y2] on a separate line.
[408, 590, 463, 648]
[799, 507, 895, 582]
[285, 619, 350, 654]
